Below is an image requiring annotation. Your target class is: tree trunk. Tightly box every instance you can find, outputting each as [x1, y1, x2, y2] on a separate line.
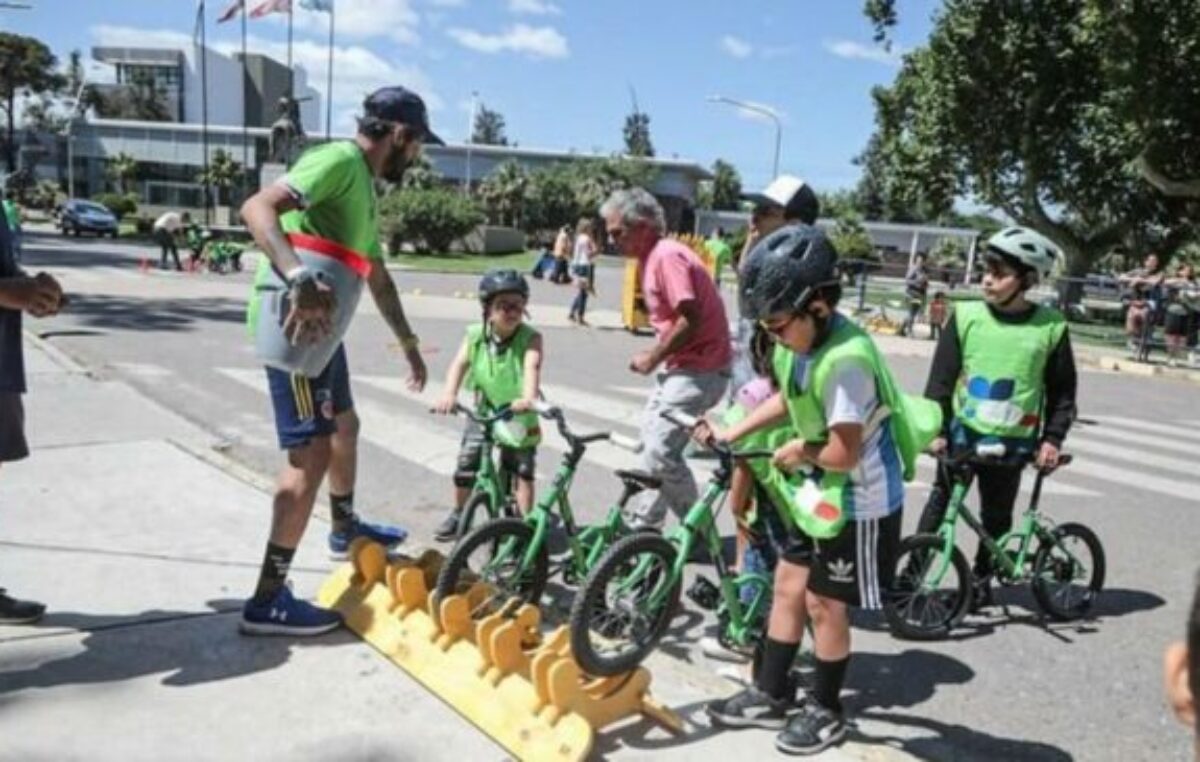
[1056, 242, 1096, 310]
[4, 92, 15, 173]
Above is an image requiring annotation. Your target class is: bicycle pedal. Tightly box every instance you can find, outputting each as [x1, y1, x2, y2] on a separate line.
[686, 576, 720, 611]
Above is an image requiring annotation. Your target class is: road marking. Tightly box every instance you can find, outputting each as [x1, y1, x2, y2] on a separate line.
[540, 383, 644, 430]
[1066, 436, 1200, 480]
[911, 458, 1099, 498]
[1085, 415, 1200, 445]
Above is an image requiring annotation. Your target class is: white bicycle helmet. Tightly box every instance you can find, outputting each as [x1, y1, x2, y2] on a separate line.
[984, 226, 1060, 281]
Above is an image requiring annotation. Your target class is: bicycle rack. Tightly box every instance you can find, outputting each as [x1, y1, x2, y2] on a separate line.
[318, 538, 683, 761]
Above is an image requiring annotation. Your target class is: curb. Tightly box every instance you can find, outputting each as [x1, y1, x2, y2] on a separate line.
[22, 328, 92, 376]
[1080, 353, 1200, 384]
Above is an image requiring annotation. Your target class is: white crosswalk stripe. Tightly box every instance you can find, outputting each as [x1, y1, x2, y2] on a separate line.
[1084, 415, 1200, 445]
[212, 365, 1200, 503]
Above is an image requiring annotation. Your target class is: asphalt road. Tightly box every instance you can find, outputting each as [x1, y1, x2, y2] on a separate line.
[14, 228, 1200, 761]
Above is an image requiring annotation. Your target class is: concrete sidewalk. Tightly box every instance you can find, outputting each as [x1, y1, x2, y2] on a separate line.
[0, 336, 902, 761]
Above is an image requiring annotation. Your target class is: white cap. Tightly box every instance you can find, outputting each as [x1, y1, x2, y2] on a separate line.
[741, 175, 820, 223]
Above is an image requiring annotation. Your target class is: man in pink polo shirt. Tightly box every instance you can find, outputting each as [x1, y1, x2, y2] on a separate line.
[601, 188, 731, 528]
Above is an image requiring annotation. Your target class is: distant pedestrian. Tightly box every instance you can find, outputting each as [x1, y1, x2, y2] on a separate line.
[1, 191, 22, 263]
[568, 218, 598, 325]
[704, 226, 734, 286]
[900, 254, 929, 337]
[1164, 264, 1199, 367]
[551, 225, 572, 284]
[1120, 253, 1167, 356]
[153, 210, 190, 271]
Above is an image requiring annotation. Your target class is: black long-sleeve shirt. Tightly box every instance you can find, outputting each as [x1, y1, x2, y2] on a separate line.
[924, 304, 1077, 447]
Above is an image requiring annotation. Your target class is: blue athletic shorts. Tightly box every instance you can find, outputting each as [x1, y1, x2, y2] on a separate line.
[264, 344, 354, 450]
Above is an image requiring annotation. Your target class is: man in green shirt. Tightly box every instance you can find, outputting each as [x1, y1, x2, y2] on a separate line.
[704, 226, 733, 287]
[239, 86, 441, 636]
[2, 192, 22, 262]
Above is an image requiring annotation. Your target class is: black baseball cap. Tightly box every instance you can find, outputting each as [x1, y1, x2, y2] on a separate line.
[363, 86, 444, 145]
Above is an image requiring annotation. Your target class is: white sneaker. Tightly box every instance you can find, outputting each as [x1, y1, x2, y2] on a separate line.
[701, 635, 752, 663]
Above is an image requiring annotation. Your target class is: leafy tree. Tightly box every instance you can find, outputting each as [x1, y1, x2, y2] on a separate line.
[478, 159, 528, 227]
[623, 110, 654, 158]
[710, 159, 742, 211]
[195, 149, 242, 206]
[861, 0, 1198, 283]
[399, 152, 442, 191]
[0, 33, 64, 172]
[523, 164, 579, 233]
[471, 104, 509, 146]
[816, 190, 860, 221]
[107, 152, 139, 195]
[829, 212, 877, 262]
[379, 186, 484, 255]
[92, 192, 137, 219]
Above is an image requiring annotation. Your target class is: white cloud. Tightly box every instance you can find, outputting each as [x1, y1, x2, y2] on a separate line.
[824, 39, 902, 67]
[508, 0, 561, 16]
[720, 35, 753, 59]
[427, 0, 465, 6]
[447, 23, 567, 58]
[291, 0, 421, 45]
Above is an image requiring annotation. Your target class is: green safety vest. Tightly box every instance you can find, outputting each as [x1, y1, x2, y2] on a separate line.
[721, 402, 795, 527]
[952, 301, 1065, 446]
[770, 317, 941, 537]
[465, 323, 541, 449]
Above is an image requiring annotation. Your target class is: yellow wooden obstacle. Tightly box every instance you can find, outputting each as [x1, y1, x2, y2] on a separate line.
[318, 539, 683, 761]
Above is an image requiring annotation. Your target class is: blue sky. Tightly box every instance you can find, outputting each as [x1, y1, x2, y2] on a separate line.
[3, 0, 942, 192]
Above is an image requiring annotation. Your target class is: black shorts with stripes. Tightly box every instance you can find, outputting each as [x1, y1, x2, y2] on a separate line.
[780, 510, 902, 610]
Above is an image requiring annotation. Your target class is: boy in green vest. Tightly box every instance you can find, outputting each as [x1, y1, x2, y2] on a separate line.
[701, 225, 928, 756]
[917, 226, 1077, 608]
[433, 270, 543, 540]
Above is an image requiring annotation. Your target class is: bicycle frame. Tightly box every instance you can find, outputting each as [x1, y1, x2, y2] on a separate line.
[932, 461, 1066, 584]
[469, 421, 515, 516]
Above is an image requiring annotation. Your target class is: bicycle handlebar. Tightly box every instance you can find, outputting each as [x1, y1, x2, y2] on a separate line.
[449, 402, 512, 426]
[659, 409, 774, 462]
[933, 443, 1073, 471]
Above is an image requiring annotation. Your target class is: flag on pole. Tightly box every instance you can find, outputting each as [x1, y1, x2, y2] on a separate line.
[217, 0, 245, 23]
[298, 0, 332, 11]
[193, 0, 206, 45]
[249, 0, 290, 19]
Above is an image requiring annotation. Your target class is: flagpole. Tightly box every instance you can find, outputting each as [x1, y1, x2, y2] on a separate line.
[240, 1, 249, 206]
[200, 0, 212, 226]
[286, 0, 294, 164]
[325, 1, 333, 141]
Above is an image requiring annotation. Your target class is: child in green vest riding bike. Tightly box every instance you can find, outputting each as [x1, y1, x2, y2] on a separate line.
[433, 270, 544, 541]
[697, 225, 939, 756]
[917, 226, 1078, 609]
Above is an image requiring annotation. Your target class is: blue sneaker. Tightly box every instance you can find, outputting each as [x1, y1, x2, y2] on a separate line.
[328, 517, 408, 561]
[239, 585, 343, 636]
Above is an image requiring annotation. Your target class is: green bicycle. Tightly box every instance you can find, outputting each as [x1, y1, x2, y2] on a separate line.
[433, 403, 647, 617]
[443, 402, 523, 542]
[567, 409, 777, 677]
[884, 443, 1106, 640]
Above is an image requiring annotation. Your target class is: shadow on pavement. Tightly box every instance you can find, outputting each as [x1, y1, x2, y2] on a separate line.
[59, 293, 246, 333]
[0, 600, 354, 693]
[591, 697, 721, 760]
[854, 710, 1073, 762]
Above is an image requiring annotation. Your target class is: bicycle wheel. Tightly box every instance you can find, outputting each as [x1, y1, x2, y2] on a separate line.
[456, 491, 497, 540]
[1031, 522, 1105, 621]
[433, 518, 548, 618]
[568, 533, 680, 677]
[884, 534, 971, 640]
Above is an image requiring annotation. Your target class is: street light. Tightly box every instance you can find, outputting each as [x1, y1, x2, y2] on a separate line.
[464, 90, 478, 194]
[706, 95, 782, 179]
[64, 75, 90, 199]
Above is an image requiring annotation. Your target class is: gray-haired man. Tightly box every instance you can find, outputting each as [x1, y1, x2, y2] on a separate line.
[601, 188, 731, 528]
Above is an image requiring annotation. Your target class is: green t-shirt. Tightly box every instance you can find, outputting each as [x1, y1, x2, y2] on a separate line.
[704, 237, 733, 267]
[247, 141, 381, 333]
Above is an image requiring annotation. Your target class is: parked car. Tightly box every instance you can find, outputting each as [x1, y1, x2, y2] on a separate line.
[60, 199, 119, 237]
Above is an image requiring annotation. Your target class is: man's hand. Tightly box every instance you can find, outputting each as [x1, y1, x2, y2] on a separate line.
[21, 273, 64, 318]
[404, 346, 428, 392]
[284, 278, 335, 346]
[432, 394, 457, 415]
[628, 350, 658, 376]
[928, 436, 949, 456]
[1036, 441, 1061, 470]
[772, 440, 809, 472]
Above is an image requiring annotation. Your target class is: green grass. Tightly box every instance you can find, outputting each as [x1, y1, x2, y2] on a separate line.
[388, 250, 540, 274]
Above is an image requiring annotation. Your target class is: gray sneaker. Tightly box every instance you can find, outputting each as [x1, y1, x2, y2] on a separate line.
[706, 685, 789, 729]
[0, 589, 46, 625]
[775, 702, 848, 756]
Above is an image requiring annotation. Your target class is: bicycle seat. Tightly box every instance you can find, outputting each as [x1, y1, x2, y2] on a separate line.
[615, 469, 662, 491]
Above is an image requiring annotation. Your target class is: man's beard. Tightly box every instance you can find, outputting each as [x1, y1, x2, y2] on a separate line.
[382, 146, 410, 184]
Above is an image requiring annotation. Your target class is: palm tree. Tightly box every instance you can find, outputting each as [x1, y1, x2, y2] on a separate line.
[196, 149, 242, 207]
[106, 152, 138, 195]
[479, 160, 528, 227]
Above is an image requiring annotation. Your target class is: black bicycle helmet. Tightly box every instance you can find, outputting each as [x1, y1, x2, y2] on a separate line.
[739, 224, 841, 320]
[478, 269, 530, 305]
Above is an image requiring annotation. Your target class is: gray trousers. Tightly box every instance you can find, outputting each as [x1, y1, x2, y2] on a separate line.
[630, 368, 729, 529]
